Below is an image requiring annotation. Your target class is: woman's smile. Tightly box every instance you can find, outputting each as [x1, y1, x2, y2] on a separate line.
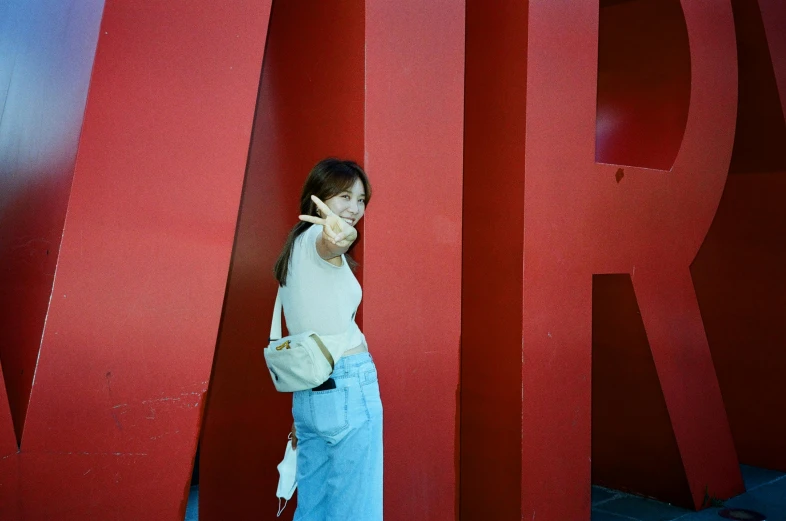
[323, 178, 366, 225]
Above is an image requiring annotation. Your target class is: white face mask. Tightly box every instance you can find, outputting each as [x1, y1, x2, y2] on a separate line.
[276, 438, 298, 517]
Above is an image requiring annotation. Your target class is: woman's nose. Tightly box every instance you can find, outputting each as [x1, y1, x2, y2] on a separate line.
[348, 200, 359, 213]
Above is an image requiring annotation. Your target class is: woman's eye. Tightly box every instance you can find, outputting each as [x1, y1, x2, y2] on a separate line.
[359, 200, 365, 205]
[342, 195, 350, 200]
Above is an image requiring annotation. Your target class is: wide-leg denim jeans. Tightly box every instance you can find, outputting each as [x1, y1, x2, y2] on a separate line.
[292, 353, 383, 521]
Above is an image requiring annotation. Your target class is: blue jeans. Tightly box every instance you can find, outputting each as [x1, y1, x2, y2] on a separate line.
[292, 353, 383, 521]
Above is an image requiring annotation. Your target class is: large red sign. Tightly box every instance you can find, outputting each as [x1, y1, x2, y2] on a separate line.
[0, 0, 783, 520]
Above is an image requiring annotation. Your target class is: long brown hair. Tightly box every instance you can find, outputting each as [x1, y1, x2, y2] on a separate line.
[274, 158, 371, 285]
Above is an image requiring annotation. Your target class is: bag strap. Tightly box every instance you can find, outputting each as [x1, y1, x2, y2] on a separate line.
[269, 288, 335, 369]
[269, 289, 284, 341]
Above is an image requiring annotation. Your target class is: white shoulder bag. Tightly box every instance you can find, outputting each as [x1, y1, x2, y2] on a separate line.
[263, 289, 348, 392]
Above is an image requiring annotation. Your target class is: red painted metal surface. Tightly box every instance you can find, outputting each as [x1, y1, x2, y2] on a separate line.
[595, 0, 691, 170]
[592, 274, 693, 505]
[461, 1, 528, 519]
[692, 0, 786, 472]
[0, 2, 781, 519]
[728, 0, 786, 174]
[693, 173, 786, 471]
[757, 0, 786, 127]
[0, 0, 104, 444]
[591, 0, 699, 505]
[524, 0, 742, 512]
[593, 0, 786, 504]
[465, 0, 742, 517]
[0, 371, 16, 460]
[0, 2, 269, 519]
[198, 1, 364, 519]
[364, 1, 464, 520]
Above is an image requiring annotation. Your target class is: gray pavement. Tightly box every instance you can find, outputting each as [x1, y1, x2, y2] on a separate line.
[592, 465, 786, 521]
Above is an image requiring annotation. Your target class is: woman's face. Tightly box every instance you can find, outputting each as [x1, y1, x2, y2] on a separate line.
[323, 177, 366, 227]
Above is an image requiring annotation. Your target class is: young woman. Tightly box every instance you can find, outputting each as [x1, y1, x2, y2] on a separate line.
[273, 158, 382, 520]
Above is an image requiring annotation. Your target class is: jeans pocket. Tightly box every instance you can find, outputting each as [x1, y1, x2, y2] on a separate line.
[360, 373, 383, 422]
[309, 387, 350, 437]
[361, 366, 378, 386]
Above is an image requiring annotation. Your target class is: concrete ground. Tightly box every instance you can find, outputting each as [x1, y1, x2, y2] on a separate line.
[185, 464, 786, 520]
[184, 486, 198, 521]
[592, 465, 786, 521]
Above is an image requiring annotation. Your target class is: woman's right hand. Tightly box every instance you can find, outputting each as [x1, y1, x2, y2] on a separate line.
[299, 195, 357, 249]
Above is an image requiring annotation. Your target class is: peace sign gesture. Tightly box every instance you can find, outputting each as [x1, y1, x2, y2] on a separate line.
[299, 195, 358, 249]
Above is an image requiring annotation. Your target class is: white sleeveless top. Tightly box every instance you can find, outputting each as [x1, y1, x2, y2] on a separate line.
[279, 224, 365, 349]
